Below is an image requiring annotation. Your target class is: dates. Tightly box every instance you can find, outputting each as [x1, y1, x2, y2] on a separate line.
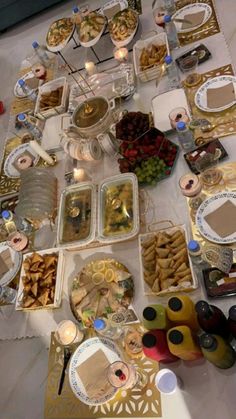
[116, 111, 150, 142]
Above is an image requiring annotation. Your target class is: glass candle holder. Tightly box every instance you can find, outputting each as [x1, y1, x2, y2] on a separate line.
[55, 320, 84, 346]
[114, 47, 129, 63]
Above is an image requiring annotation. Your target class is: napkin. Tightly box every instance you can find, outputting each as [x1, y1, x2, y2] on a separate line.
[0, 248, 13, 271]
[0, 255, 8, 278]
[206, 82, 235, 109]
[76, 349, 113, 400]
[204, 200, 236, 237]
[182, 11, 205, 29]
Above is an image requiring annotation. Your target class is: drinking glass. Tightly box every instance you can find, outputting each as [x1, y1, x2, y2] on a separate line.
[169, 107, 190, 129]
[108, 360, 148, 390]
[153, 7, 166, 28]
[195, 154, 222, 186]
[179, 55, 202, 87]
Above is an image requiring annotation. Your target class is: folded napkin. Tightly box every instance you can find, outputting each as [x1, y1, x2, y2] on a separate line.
[76, 349, 113, 400]
[204, 200, 236, 237]
[0, 248, 13, 271]
[0, 255, 8, 278]
[182, 11, 205, 29]
[206, 82, 235, 109]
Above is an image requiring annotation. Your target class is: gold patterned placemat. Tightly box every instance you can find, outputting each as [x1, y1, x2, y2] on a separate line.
[184, 64, 236, 145]
[0, 136, 22, 197]
[44, 332, 162, 419]
[187, 161, 236, 252]
[176, 0, 220, 46]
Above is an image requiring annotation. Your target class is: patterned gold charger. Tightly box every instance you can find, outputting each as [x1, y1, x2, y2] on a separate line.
[187, 161, 236, 253]
[0, 136, 22, 197]
[44, 332, 162, 419]
[184, 64, 236, 145]
[176, 0, 220, 46]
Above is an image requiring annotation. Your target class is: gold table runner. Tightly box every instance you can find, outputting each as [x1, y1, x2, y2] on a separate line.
[184, 64, 236, 144]
[44, 333, 162, 419]
[176, 0, 220, 46]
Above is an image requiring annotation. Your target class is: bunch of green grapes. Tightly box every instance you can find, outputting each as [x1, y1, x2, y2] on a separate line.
[134, 157, 167, 185]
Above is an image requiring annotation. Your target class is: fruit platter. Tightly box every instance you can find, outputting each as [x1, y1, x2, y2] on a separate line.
[116, 112, 179, 186]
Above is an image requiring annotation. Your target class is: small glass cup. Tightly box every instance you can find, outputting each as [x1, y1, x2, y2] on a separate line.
[180, 55, 202, 87]
[169, 107, 190, 129]
[155, 369, 183, 395]
[179, 173, 202, 197]
[108, 361, 147, 390]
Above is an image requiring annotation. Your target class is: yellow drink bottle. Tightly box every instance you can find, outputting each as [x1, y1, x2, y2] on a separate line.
[166, 295, 199, 331]
[167, 325, 202, 361]
[199, 334, 235, 369]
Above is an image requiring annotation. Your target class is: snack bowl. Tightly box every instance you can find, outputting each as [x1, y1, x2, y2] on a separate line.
[15, 248, 64, 311]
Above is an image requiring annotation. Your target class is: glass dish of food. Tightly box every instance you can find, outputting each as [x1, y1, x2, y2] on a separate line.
[57, 182, 96, 248]
[98, 173, 139, 243]
[77, 12, 106, 47]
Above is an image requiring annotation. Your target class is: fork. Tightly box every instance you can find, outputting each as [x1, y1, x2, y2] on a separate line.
[58, 347, 72, 395]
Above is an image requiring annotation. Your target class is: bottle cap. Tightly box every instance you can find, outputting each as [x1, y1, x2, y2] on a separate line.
[195, 300, 211, 315]
[199, 334, 217, 351]
[168, 330, 183, 345]
[17, 113, 26, 121]
[143, 306, 157, 321]
[142, 333, 157, 348]
[1, 210, 11, 220]
[73, 6, 79, 13]
[165, 55, 173, 65]
[32, 41, 39, 49]
[93, 318, 106, 331]
[18, 79, 25, 87]
[188, 240, 200, 252]
[164, 15, 171, 23]
[176, 121, 186, 131]
[229, 305, 236, 321]
[168, 297, 182, 312]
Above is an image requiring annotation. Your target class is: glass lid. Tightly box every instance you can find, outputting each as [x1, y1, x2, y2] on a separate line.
[75, 96, 109, 128]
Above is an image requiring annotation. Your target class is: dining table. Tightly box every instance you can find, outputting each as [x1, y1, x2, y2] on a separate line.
[1, 1, 236, 419]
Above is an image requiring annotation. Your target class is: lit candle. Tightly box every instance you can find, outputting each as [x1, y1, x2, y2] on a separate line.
[114, 47, 129, 62]
[55, 320, 83, 346]
[73, 168, 87, 182]
[29, 140, 54, 165]
[85, 61, 96, 76]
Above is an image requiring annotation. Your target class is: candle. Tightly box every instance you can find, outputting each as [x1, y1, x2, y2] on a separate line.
[85, 61, 96, 76]
[55, 320, 83, 346]
[73, 168, 87, 182]
[114, 47, 129, 62]
[29, 140, 54, 165]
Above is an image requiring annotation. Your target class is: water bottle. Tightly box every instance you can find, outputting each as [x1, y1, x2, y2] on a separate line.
[72, 6, 82, 24]
[1, 210, 17, 235]
[17, 113, 42, 140]
[32, 41, 51, 67]
[176, 121, 195, 151]
[163, 0, 176, 15]
[0, 285, 17, 304]
[164, 15, 180, 50]
[93, 318, 123, 340]
[187, 240, 204, 265]
[165, 55, 180, 89]
[18, 79, 37, 102]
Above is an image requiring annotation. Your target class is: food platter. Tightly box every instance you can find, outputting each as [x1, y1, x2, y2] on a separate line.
[46, 18, 75, 52]
[172, 3, 212, 33]
[0, 243, 22, 287]
[70, 258, 134, 327]
[69, 337, 121, 406]
[194, 75, 236, 112]
[109, 8, 139, 47]
[4, 144, 40, 179]
[77, 12, 107, 47]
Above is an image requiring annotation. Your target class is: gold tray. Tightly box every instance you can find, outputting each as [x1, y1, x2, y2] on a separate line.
[176, 0, 220, 46]
[184, 64, 236, 144]
[44, 332, 162, 419]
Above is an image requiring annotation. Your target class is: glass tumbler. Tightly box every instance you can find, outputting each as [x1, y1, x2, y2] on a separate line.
[169, 107, 190, 129]
[180, 55, 202, 87]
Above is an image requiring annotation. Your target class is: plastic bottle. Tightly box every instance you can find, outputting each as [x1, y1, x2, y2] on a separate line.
[165, 55, 180, 89]
[164, 15, 180, 50]
[32, 41, 51, 67]
[93, 318, 123, 340]
[166, 295, 199, 331]
[17, 113, 42, 140]
[163, 0, 176, 15]
[72, 6, 82, 24]
[228, 305, 236, 338]
[167, 326, 202, 361]
[142, 330, 178, 363]
[199, 333, 235, 369]
[176, 121, 195, 151]
[187, 240, 203, 265]
[18, 79, 37, 102]
[0, 285, 17, 304]
[142, 305, 170, 330]
[1, 210, 17, 235]
[195, 300, 230, 339]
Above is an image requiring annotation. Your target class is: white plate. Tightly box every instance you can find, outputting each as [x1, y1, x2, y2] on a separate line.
[99, 0, 128, 19]
[69, 337, 121, 406]
[4, 144, 40, 179]
[196, 192, 236, 244]
[172, 3, 212, 33]
[194, 75, 236, 113]
[14, 71, 41, 98]
[0, 243, 22, 287]
[152, 88, 191, 132]
[46, 18, 75, 53]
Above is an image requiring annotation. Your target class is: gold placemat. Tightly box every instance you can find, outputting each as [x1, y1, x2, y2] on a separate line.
[0, 136, 22, 197]
[44, 332, 162, 419]
[176, 0, 220, 46]
[187, 161, 236, 251]
[184, 64, 236, 145]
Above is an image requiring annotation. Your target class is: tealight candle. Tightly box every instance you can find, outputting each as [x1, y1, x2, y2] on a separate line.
[114, 47, 129, 62]
[55, 320, 84, 346]
[73, 168, 87, 182]
[29, 140, 54, 165]
[85, 61, 96, 76]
